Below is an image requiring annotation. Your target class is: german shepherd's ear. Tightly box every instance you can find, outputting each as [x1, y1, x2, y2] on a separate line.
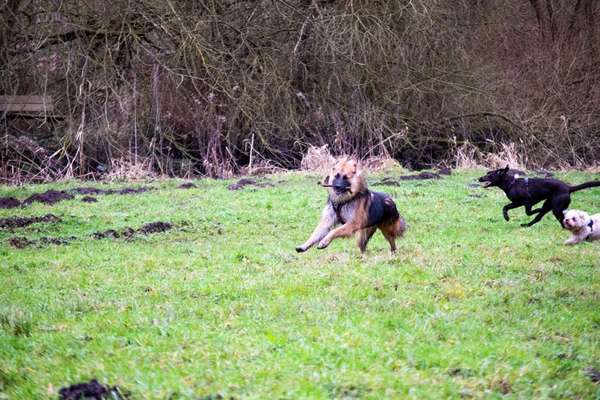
[348, 159, 359, 175]
[503, 165, 510, 172]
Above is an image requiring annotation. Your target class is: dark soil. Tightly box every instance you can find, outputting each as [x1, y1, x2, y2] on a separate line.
[1, 186, 149, 210]
[93, 222, 171, 240]
[584, 366, 600, 384]
[22, 190, 73, 205]
[94, 227, 135, 239]
[227, 178, 273, 190]
[376, 177, 402, 186]
[0, 197, 21, 209]
[376, 171, 444, 186]
[71, 186, 150, 196]
[535, 170, 554, 178]
[8, 235, 73, 248]
[0, 213, 60, 229]
[138, 221, 173, 234]
[110, 187, 149, 195]
[198, 395, 236, 400]
[93, 229, 121, 239]
[71, 187, 106, 195]
[178, 182, 197, 189]
[59, 379, 126, 400]
[8, 237, 35, 249]
[8, 221, 172, 248]
[399, 171, 441, 180]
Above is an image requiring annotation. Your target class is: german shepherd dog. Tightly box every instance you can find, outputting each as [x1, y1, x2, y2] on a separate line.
[478, 165, 600, 227]
[296, 158, 406, 253]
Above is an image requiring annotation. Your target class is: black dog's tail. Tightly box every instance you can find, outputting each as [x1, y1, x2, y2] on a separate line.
[569, 181, 600, 193]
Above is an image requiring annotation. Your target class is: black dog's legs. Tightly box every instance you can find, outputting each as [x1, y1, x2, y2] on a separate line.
[551, 194, 571, 226]
[522, 200, 552, 227]
[524, 204, 542, 215]
[502, 202, 523, 221]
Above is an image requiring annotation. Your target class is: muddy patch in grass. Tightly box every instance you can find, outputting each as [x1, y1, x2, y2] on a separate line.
[22, 190, 73, 205]
[8, 221, 173, 248]
[111, 187, 149, 195]
[584, 366, 600, 384]
[70, 187, 106, 195]
[59, 379, 127, 400]
[399, 171, 442, 180]
[91, 221, 172, 241]
[8, 236, 73, 249]
[197, 394, 236, 400]
[328, 384, 371, 399]
[93, 223, 171, 239]
[227, 178, 274, 190]
[3, 186, 153, 208]
[70, 186, 151, 196]
[0, 213, 60, 229]
[138, 221, 173, 234]
[0, 197, 21, 209]
[375, 170, 448, 186]
[93, 227, 135, 239]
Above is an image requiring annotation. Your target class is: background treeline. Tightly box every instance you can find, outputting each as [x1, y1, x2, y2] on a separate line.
[1, 0, 599, 180]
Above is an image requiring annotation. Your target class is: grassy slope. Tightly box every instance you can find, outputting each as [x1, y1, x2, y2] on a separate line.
[0, 170, 598, 399]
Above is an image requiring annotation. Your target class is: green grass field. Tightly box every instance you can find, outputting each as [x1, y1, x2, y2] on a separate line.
[1, 170, 599, 399]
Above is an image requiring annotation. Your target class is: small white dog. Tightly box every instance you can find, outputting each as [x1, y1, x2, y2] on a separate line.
[562, 209, 600, 245]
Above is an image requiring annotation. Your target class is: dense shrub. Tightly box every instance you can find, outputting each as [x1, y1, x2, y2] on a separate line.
[1, 0, 599, 180]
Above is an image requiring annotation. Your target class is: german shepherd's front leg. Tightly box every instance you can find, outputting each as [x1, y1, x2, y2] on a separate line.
[296, 205, 337, 252]
[317, 222, 361, 249]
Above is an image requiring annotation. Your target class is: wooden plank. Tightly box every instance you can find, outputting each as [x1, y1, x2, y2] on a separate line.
[0, 96, 53, 112]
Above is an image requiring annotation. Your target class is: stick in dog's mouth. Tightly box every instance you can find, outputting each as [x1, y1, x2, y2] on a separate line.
[318, 183, 351, 193]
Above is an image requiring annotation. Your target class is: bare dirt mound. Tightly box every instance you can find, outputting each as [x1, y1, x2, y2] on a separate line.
[22, 190, 74, 205]
[71, 187, 106, 195]
[59, 379, 127, 400]
[0, 197, 21, 209]
[376, 169, 450, 186]
[93, 227, 135, 240]
[0, 214, 60, 229]
[110, 187, 149, 195]
[70, 186, 151, 196]
[399, 171, 442, 180]
[227, 178, 273, 190]
[5, 185, 151, 210]
[8, 236, 73, 249]
[138, 221, 172, 234]
[8, 221, 174, 248]
[584, 366, 600, 384]
[93, 222, 171, 239]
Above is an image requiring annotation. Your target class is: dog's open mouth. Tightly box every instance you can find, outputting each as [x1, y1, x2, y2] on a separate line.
[334, 187, 350, 194]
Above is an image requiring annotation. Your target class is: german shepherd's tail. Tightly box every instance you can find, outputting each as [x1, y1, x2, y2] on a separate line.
[569, 181, 600, 193]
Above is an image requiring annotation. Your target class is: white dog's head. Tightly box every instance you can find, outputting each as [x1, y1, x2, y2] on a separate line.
[563, 209, 590, 231]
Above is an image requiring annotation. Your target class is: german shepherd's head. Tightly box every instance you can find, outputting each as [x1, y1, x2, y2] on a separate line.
[321, 157, 367, 203]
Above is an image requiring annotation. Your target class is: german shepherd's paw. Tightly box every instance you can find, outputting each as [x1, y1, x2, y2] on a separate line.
[316, 240, 330, 249]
